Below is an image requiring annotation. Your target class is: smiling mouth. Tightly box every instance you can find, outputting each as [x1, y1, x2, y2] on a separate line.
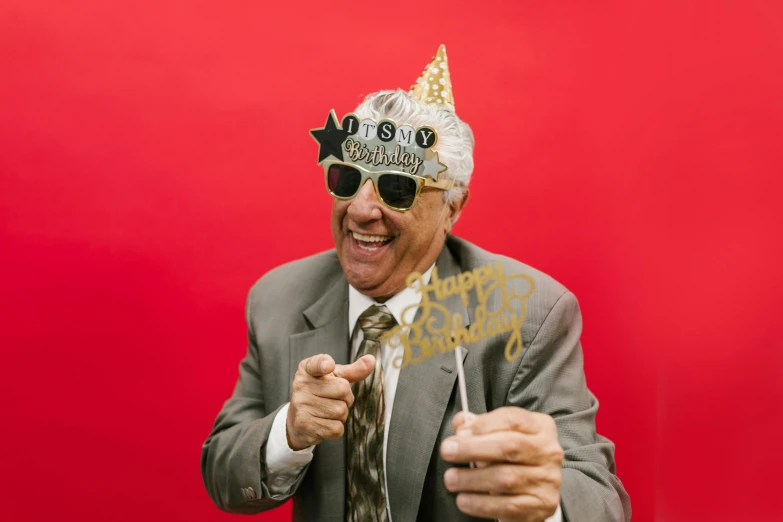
[350, 231, 395, 252]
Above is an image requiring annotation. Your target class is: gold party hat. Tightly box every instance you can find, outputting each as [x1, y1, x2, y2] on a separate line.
[409, 44, 454, 110]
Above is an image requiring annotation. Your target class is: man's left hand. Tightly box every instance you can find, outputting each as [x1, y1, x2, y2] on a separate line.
[440, 407, 564, 522]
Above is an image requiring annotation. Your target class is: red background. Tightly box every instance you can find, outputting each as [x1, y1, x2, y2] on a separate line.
[1, 1, 781, 521]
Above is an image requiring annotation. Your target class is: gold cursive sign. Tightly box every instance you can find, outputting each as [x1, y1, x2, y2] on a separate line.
[343, 138, 425, 175]
[382, 262, 535, 368]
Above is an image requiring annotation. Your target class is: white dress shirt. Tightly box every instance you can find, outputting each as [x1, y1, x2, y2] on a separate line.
[264, 264, 561, 522]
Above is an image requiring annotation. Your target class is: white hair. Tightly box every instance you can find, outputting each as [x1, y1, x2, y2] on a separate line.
[352, 89, 474, 204]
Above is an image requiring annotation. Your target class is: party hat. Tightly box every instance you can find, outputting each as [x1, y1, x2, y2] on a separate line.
[409, 44, 454, 110]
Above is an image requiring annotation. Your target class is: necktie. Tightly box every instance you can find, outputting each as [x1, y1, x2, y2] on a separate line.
[346, 305, 396, 522]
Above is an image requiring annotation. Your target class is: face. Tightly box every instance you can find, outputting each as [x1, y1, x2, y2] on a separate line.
[331, 178, 467, 301]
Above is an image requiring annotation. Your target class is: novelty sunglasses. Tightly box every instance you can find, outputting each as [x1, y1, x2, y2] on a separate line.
[323, 160, 454, 212]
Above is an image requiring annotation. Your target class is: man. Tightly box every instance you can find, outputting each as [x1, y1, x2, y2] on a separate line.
[201, 45, 630, 522]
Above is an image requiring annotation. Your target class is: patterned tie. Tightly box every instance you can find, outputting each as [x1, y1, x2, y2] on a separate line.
[346, 305, 396, 522]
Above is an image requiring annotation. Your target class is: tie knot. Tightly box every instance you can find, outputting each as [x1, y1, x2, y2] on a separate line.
[358, 305, 396, 341]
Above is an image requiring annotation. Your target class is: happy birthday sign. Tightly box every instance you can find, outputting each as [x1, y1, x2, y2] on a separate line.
[382, 262, 535, 369]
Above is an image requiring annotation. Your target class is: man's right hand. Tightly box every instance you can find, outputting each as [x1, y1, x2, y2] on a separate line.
[286, 353, 375, 451]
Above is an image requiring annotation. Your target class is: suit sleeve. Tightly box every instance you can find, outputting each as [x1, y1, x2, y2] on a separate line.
[506, 291, 632, 522]
[200, 288, 311, 513]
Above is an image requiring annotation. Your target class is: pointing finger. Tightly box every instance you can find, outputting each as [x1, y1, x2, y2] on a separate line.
[333, 354, 375, 383]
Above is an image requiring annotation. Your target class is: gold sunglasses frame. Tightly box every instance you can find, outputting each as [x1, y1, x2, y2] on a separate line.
[322, 160, 454, 212]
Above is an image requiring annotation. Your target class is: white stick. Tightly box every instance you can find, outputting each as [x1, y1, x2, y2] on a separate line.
[454, 345, 470, 415]
[454, 345, 476, 468]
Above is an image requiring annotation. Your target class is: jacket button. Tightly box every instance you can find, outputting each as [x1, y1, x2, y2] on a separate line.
[242, 487, 257, 501]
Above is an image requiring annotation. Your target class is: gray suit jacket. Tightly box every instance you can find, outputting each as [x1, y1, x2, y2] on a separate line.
[201, 236, 631, 521]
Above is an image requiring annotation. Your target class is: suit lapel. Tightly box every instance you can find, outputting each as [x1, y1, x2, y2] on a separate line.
[289, 277, 349, 522]
[386, 244, 471, 521]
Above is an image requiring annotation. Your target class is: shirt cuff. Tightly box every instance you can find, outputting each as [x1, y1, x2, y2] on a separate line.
[264, 403, 315, 494]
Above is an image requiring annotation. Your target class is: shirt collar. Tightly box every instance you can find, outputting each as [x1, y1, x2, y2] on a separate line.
[348, 263, 435, 337]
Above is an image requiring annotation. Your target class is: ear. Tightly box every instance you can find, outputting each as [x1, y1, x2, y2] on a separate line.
[444, 188, 470, 234]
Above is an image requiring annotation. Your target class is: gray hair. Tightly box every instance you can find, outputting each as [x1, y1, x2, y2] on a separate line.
[352, 89, 474, 204]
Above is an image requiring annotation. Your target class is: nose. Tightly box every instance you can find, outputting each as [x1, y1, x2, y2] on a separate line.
[347, 179, 384, 223]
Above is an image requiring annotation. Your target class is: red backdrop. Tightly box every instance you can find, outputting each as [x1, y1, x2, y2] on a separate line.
[1, 1, 781, 521]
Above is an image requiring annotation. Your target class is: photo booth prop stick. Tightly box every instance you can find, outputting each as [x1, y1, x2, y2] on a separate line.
[453, 343, 477, 469]
[382, 260, 536, 468]
[381, 261, 536, 370]
[454, 344, 470, 417]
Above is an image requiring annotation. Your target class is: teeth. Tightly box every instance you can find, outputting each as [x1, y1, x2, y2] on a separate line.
[352, 232, 392, 243]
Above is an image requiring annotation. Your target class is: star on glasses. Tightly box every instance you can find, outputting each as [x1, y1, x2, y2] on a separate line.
[310, 110, 350, 163]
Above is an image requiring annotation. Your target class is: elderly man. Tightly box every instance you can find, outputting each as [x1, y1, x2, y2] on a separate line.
[201, 46, 630, 522]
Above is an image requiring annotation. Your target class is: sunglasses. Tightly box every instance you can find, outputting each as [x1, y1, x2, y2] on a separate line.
[323, 161, 454, 212]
